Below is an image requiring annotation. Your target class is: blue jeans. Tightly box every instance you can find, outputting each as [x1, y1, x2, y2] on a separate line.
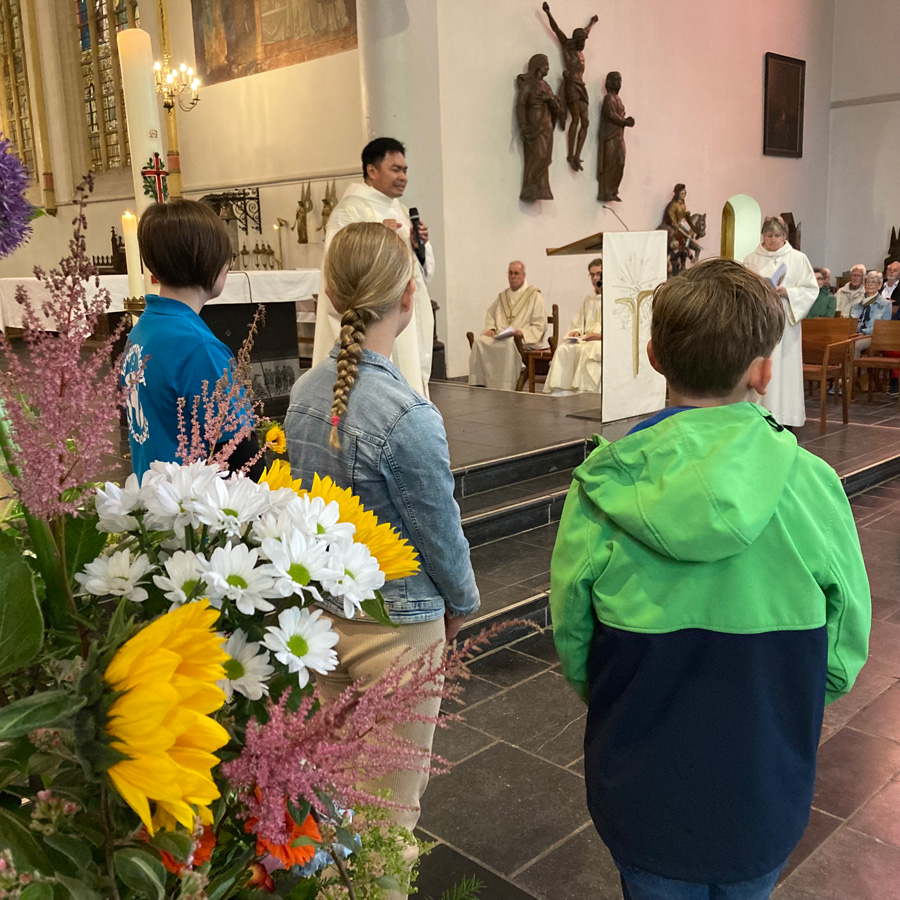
[616, 862, 783, 900]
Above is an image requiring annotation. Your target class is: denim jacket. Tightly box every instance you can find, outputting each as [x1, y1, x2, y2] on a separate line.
[284, 347, 480, 624]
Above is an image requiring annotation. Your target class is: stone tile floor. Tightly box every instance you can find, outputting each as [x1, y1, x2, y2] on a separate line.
[415, 478, 900, 900]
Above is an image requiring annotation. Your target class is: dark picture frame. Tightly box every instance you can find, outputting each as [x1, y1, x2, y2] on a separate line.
[763, 52, 805, 158]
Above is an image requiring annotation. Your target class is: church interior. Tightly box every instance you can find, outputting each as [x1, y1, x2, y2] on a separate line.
[1, 1, 899, 898]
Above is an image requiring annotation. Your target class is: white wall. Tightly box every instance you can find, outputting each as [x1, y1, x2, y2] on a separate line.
[435, 0, 836, 376]
[825, 0, 900, 277]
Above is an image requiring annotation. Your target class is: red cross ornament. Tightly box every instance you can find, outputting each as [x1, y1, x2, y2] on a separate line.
[141, 152, 169, 202]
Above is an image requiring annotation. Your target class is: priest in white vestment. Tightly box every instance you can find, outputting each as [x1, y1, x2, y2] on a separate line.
[743, 216, 818, 428]
[313, 137, 435, 397]
[468, 261, 548, 391]
[544, 257, 603, 394]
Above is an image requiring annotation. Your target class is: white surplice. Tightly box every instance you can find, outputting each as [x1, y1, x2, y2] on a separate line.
[468, 284, 547, 391]
[743, 243, 818, 427]
[544, 291, 603, 394]
[313, 182, 435, 397]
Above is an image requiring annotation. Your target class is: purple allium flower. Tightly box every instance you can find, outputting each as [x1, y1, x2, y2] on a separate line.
[0, 134, 33, 259]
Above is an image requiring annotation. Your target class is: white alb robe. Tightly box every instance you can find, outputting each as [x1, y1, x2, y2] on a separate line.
[313, 182, 435, 397]
[743, 243, 818, 427]
[468, 284, 547, 391]
[544, 291, 603, 394]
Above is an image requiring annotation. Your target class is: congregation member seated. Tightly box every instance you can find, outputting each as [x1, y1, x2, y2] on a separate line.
[850, 271, 891, 349]
[468, 260, 548, 390]
[883, 260, 900, 311]
[835, 263, 865, 316]
[544, 257, 603, 394]
[807, 267, 835, 318]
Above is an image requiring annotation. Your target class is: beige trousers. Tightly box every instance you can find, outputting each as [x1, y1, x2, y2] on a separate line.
[314, 614, 446, 900]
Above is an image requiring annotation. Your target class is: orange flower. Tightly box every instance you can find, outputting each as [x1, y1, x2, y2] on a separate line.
[245, 794, 321, 869]
[139, 825, 216, 876]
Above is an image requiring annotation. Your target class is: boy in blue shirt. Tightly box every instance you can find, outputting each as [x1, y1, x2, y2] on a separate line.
[122, 200, 262, 479]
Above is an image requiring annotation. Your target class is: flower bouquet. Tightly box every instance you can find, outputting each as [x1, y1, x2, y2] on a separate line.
[0, 168, 491, 899]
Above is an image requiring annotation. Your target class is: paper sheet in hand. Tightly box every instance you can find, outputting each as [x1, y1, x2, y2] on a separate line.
[493, 326, 515, 339]
[768, 263, 787, 287]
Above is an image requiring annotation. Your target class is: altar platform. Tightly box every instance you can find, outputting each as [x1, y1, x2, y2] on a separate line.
[428, 381, 900, 642]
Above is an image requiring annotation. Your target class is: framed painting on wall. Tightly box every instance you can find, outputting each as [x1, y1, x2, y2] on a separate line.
[763, 52, 805, 158]
[191, 0, 357, 86]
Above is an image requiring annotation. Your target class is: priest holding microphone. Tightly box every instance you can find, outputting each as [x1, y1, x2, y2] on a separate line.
[313, 137, 435, 397]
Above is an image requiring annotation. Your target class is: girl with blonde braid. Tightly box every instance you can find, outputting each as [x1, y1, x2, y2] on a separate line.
[284, 223, 479, 889]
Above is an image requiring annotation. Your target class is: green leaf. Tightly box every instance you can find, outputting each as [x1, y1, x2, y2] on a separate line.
[289, 836, 317, 849]
[43, 833, 94, 874]
[285, 797, 310, 828]
[0, 538, 43, 677]
[284, 881, 318, 900]
[205, 848, 258, 900]
[334, 826, 356, 849]
[0, 690, 85, 741]
[62, 514, 107, 593]
[113, 847, 166, 900]
[0, 807, 51, 873]
[55, 874, 101, 900]
[360, 592, 396, 628]
[150, 829, 193, 863]
[374, 875, 402, 891]
[21, 885, 54, 900]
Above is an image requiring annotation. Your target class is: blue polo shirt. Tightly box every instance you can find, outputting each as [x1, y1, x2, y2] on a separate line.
[122, 295, 245, 478]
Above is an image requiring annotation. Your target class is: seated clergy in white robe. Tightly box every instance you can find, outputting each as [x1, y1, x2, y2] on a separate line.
[545, 257, 603, 394]
[468, 261, 548, 390]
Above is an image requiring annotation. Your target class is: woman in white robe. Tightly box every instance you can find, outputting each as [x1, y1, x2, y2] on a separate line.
[743, 216, 818, 428]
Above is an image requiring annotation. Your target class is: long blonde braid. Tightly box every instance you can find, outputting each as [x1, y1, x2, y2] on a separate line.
[323, 222, 414, 449]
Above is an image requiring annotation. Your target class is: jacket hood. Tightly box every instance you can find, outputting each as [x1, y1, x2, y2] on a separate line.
[573, 404, 800, 563]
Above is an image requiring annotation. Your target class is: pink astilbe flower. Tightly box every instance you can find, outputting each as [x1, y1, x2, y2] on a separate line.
[223, 621, 534, 845]
[0, 175, 128, 519]
[175, 306, 265, 474]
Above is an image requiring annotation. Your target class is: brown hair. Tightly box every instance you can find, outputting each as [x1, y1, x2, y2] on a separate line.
[588, 257, 603, 270]
[323, 222, 414, 448]
[138, 199, 232, 293]
[651, 257, 785, 397]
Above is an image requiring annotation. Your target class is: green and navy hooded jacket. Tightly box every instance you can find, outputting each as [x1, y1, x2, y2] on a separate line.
[550, 402, 870, 884]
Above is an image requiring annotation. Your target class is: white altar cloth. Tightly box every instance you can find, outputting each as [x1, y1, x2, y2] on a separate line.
[0, 269, 320, 331]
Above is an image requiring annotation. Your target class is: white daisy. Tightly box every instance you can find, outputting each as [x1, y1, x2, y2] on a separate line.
[194, 475, 273, 539]
[261, 607, 339, 688]
[251, 507, 305, 548]
[95, 473, 143, 533]
[296, 495, 355, 546]
[324, 542, 385, 618]
[152, 550, 206, 606]
[141, 460, 227, 537]
[260, 533, 343, 601]
[74, 550, 154, 603]
[218, 630, 275, 701]
[200, 543, 279, 615]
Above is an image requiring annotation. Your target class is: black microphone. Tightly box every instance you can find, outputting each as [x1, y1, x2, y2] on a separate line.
[408, 207, 427, 268]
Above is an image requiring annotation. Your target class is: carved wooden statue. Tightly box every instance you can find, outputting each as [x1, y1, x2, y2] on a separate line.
[658, 184, 705, 276]
[597, 71, 634, 202]
[291, 182, 313, 244]
[317, 180, 338, 234]
[542, 2, 598, 172]
[516, 53, 560, 202]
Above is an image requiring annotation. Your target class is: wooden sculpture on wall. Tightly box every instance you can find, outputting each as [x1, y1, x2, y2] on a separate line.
[597, 71, 634, 203]
[542, 2, 598, 172]
[516, 53, 561, 201]
[658, 184, 706, 276]
[291, 182, 314, 244]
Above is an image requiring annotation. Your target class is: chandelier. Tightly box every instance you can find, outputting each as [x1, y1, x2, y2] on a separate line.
[153, 55, 200, 112]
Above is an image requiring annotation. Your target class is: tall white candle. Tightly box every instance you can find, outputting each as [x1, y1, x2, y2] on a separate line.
[117, 28, 165, 217]
[121, 211, 142, 299]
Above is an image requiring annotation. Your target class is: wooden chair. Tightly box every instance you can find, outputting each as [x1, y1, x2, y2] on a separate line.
[801, 318, 856, 433]
[850, 319, 900, 408]
[513, 304, 559, 392]
[466, 302, 558, 392]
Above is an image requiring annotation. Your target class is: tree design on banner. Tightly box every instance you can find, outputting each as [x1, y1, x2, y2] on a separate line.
[141, 152, 169, 202]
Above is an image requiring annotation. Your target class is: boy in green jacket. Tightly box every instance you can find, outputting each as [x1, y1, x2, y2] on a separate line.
[550, 258, 870, 900]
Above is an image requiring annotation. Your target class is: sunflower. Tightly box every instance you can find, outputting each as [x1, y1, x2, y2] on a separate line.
[258, 459, 302, 493]
[103, 599, 230, 835]
[265, 423, 287, 455]
[304, 474, 419, 581]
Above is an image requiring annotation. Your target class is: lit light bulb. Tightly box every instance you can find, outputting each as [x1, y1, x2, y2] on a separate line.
[166, 73, 174, 84]
[154, 61, 162, 71]
[191, 78, 200, 90]
[187, 67, 193, 76]
[179, 62, 186, 72]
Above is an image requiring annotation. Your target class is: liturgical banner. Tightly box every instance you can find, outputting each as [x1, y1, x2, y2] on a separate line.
[601, 230, 668, 423]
